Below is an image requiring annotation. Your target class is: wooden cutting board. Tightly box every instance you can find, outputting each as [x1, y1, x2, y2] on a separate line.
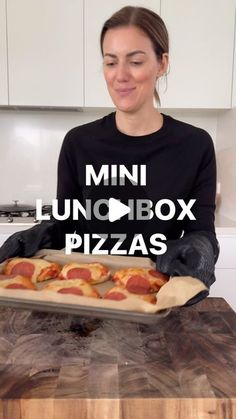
[0, 297, 235, 419]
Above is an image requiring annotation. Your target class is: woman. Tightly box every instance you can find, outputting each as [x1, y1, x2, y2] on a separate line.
[0, 6, 219, 300]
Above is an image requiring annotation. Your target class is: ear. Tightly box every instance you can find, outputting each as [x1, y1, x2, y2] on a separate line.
[157, 53, 169, 78]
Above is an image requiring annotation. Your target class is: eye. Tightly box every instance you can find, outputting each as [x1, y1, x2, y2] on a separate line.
[104, 62, 116, 67]
[130, 61, 143, 66]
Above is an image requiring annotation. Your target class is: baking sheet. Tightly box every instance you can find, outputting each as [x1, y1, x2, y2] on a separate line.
[0, 250, 207, 324]
[0, 293, 170, 324]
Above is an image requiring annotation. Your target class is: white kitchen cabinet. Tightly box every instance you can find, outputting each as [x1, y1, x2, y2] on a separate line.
[0, 0, 8, 105]
[212, 269, 236, 311]
[160, 0, 235, 108]
[215, 235, 236, 269]
[212, 233, 236, 311]
[84, 0, 161, 107]
[6, 0, 83, 107]
[3, 1, 236, 109]
[232, 9, 236, 107]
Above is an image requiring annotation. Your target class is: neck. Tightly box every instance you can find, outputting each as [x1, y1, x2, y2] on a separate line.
[115, 107, 163, 136]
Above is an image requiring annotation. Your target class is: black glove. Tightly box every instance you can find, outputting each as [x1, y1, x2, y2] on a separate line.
[156, 231, 220, 305]
[0, 220, 66, 263]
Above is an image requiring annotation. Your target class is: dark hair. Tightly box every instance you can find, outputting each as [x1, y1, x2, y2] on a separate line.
[100, 6, 169, 105]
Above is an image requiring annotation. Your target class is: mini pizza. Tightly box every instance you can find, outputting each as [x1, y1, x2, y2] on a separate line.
[0, 275, 36, 290]
[103, 286, 157, 304]
[112, 267, 169, 294]
[3, 258, 61, 283]
[42, 279, 100, 298]
[59, 262, 110, 284]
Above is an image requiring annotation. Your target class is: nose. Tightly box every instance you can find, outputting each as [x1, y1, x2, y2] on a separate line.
[115, 63, 130, 82]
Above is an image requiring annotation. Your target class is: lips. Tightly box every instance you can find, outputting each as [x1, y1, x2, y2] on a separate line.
[115, 87, 136, 96]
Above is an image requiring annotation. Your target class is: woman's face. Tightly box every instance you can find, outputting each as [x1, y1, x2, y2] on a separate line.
[102, 25, 168, 113]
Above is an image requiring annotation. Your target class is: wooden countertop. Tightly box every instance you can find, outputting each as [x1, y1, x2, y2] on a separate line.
[0, 297, 235, 419]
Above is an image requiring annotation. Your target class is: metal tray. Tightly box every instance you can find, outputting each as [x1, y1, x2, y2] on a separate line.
[0, 294, 170, 324]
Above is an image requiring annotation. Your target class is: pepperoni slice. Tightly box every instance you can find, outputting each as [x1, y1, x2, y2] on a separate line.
[58, 287, 84, 296]
[11, 262, 35, 278]
[126, 275, 150, 294]
[67, 268, 91, 281]
[6, 283, 28, 290]
[104, 291, 127, 301]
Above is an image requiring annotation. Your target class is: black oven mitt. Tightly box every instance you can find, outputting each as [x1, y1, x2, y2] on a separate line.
[0, 220, 67, 263]
[156, 231, 220, 306]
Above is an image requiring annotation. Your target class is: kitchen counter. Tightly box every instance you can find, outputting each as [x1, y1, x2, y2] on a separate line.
[0, 297, 235, 419]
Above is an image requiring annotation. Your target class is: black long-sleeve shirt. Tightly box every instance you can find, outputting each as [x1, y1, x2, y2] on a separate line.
[56, 112, 217, 259]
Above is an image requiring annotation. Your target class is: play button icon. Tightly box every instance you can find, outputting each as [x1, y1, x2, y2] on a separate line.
[108, 198, 131, 222]
[85, 175, 150, 236]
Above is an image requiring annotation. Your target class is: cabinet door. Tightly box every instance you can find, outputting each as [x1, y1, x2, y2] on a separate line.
[160, 0, 235, 108]
[84, 1, 161, 107]
[232, 10, 236, 107]
[215, 235, 236, 269]
[212, 269, 236, 312]
[7, 0, 83, 107]
[213, 235, 236, 311]
[0, 0, 8, 105]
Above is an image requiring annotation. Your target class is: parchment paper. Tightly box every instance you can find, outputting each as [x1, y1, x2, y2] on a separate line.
[0, 250, 207, 314]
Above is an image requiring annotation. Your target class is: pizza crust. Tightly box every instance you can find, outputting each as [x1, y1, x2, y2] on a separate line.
[59, 262, 110, 284]
[112, 267, 169, 294]
[3, 258, 61, 283]
[0, 275, 36, 290]
[42, 278, 100, 298]
[104, 285, 157, 304]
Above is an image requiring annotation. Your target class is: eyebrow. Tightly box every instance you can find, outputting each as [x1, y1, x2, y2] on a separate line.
[103, 50, 146, 58]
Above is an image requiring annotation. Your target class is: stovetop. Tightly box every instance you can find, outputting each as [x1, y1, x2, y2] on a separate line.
[0, 205, 52, 224]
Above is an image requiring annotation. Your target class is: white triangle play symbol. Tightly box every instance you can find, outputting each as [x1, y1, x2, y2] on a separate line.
[108, 198, 131, 222]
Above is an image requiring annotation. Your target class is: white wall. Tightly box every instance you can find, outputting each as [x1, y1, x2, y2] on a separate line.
[0, 109, 106, 205]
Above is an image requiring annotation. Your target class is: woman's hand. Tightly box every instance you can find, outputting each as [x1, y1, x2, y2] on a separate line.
[0, 221, 62, 263]
[156, 231, 219, 289]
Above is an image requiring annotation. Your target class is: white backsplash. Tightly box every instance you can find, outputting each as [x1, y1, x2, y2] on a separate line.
[0, 108, 218, 206]
[0, 109, 106, 205]
[215, 108, 236, 222]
